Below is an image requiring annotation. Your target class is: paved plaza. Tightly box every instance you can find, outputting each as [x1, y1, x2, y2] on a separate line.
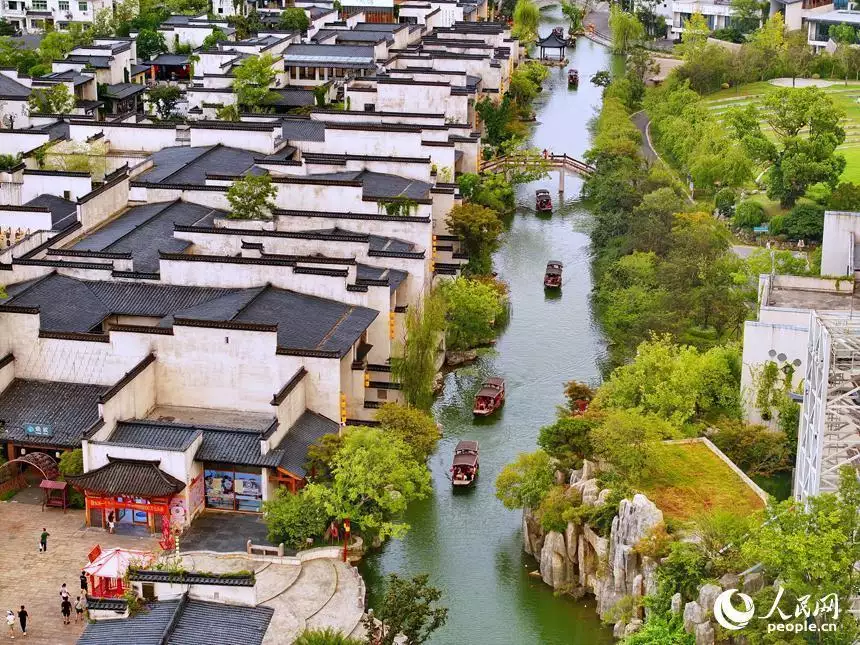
[0, 497, 158, 645]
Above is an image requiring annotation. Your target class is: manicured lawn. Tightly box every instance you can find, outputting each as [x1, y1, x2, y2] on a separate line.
[701, 81, 860, 183]
[638, 441, 766, 523]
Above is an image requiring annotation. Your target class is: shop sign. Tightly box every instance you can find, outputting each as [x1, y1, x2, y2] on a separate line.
[24, 423, 52, 437]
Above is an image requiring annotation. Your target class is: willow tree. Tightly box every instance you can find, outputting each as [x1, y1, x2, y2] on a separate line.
[512, 0, 540, 47]
[391, 291, 446, 410]
[608, 5, 644, 54]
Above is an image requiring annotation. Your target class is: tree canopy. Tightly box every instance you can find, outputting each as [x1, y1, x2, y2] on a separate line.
[28, 83, 75, 114]
[362, 574, 448, 645]
[226, 174, 277, 220]
[279, 7, 310, 32]
[609, 5, 645, 54]
[495, 450, 555, 510]
[233, 54, 277, 110]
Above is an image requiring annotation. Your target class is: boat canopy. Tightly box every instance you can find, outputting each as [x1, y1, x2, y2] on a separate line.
[455, 440, 479, 452]
[453, 452, 478, 467]
[483, 377, 504, 388]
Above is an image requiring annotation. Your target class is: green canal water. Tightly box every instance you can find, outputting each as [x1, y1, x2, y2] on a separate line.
[360, 11, 622, 644]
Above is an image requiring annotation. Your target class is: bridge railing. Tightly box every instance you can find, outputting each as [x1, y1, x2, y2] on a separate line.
[480, 153, 595, 174]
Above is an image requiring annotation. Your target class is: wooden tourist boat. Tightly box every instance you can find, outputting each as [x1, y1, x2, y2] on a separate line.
[473, 377, 505, 416]
[544, 260, 563, 289]
[568, 68, 579, 88]
[451, 440, 479, 487]
[536, 189, 552, 213]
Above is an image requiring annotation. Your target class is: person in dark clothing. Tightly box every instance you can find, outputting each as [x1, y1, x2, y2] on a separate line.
[79, 572, 87, 593]
[17, 606, 27, 636]
[39, 528, 49, 553]
[60, 598, 71, 625]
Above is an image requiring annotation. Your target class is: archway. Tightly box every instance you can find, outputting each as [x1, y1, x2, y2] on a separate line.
[0, 452, 61, 498]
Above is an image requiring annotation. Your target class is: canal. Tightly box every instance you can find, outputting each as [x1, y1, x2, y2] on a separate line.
[360, 9, 620, 644]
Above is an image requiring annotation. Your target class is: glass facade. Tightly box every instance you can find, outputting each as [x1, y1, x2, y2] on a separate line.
[204, 464, 263, 512]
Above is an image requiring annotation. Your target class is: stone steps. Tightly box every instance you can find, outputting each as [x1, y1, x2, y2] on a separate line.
[256, 561, 302, 604]
[273, 558, 338, 621]
[305, 560, 366, 636]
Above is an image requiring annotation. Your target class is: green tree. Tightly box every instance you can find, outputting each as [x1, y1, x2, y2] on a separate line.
[609, 5, 645, 54]
[740, 467, 860, 640]
[233, 54, 277, 110]
[216, 103, 240, 121]
[226, 174, 276, 220]
[781, 29, 814, 87]
[202, 27, 228, 49]
[512, 0, 539, 46]
[294, 628, 362, 645]
[0, 154, 22, 171]
[439, 277, 506, 350]
[679, 12, 710, 60]
[730, 0, 762, 34]
[279, 7, 310, 31]
[747, 12, 786, 81]
[591, 70, 612, 87]
[445, 203, 503, 274]
[726, 87, 845, 208]
[589, 409, 678, 482]
[829, 23, 856, 44]
[457, 172, 515, 213]
[147, 84, 181, 119]
[537, 416, 595, 469]
[732, 200, 766, 229]
[307, 427, 431, 540]
[828, 181, 860, 211]
[28, 84, 75, 114]
[58, 449, 84, 476]
[744, 248, 809, 276]
[375, 403, 440, 462]
[506, 70, 539, 111]
[495, 450, 554, 509]
[136, 28, 167, 61]
[560, 1, 585, 33]
[0, 19, 16, 36]
[39, 31, 77, 62]
[91, 8, 116, 37]
[784, 202, 824, 241]
[305, 432, 344, 482]
[263, 487, 330, 549]
[629, 187, 684, 254]
[593, 335, 742, 428]
[714, 187, 737, 218]
[391, 291, 446, 410]
[363, 574, 448, 645]
[710, 420, 791, 476]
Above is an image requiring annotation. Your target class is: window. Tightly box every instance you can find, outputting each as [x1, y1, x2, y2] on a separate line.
[204, 464, 263, 512]
[78, 0, 87, 10]
[377, 389, 388, 399]
[63, 190, 70, 200]
[364, 103, 375, 112]
[32, 0, 46, 9]
[59, 1, 68, 9]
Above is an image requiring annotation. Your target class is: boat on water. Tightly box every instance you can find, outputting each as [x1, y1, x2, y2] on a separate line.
[536, 189, 552, 213]
[544, 260, 563, 288]
[451, 440, 479, 487]
[568, 69, 579, 88]
[473, 377, 505, 416]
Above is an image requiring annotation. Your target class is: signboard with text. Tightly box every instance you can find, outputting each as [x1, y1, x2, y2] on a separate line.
[24, 423, 52, 438]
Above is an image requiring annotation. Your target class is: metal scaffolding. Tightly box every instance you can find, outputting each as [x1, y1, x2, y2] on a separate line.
[795, 313, 860, 501]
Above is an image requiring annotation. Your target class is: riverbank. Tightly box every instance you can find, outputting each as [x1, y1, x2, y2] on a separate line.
[359, 10, 619, 642]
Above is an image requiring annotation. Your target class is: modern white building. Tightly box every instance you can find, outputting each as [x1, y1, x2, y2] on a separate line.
[0, 0, 113, 33]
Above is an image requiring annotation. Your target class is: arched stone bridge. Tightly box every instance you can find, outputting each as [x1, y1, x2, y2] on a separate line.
[480, 153, 595, 192]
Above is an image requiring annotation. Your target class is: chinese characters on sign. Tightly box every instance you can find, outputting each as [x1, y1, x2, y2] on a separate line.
[24, 423, 52, 438]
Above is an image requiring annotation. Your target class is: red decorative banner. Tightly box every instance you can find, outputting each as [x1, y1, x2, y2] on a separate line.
[87, 496, 169, 515]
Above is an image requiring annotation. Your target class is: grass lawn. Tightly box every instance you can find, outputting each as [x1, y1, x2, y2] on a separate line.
[702, 81, 860, 184]
[638, 441, 766, 523]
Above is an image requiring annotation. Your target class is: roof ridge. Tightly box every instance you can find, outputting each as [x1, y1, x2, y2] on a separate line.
[159, 145, 220, 183]
[231, 284, 271, 320]
[99, 200, 179, 252]
[159, 593, 188, 645]
[314, 306, 354, 351]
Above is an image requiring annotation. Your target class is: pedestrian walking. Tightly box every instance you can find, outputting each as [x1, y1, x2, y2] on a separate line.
[60, 599, 71, 626]
[74, 597, 84, 624]
[107, 512, 115, 534]
[16, 607, 26, 637]
[79, 572, 87, 594]
[38, 529, 48, 553]
[59, 584, 69, 601]
[6, 610, 15, 639]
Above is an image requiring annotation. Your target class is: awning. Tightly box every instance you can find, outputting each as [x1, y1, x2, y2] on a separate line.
[83, 547, 154, 579]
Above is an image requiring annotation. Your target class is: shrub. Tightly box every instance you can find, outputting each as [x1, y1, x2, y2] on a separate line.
[732, 200, 766, 229]
[710, 420, 792, 476]
[828, 181, 860, 211]
[655, 541, 709, 603]
[0, 154, 22, 171]
[263, 487, 330, 549]
[634, 522, 673, 559]
[537, 416, 595, 470]
[537, 485, 578, 533]
[714, 187, 737, 217]
[495, 450, 555, 510]
[784, 202, 825, 241]
[768, 214, 786, 236]
[294, 628, 362, 645]
[440, 276, 506, 350]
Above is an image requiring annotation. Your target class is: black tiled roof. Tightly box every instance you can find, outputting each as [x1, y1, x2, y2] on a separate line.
[149, 53, 190, 66]
[104, 420, 201, 451]
[281, 118, 326, 142]
[137, 145, 260, 185]
[128, 570, 255, 586]
[0, 74, 30, 98]
[2, 276, 377, 356]
[270, 87, 316, 108]
[196, 426, 281, 467]
[0, 379, 106, 448]
[103, 83, 146, 100]
[357, 264, 407, 292]
[308, 170, 431, 200]
[64, 54, 112, 69]
[368, 234, 415, 253]
[85, 596, 127, 612]
[66, 457, 186, 497]
[70, 200, 225, 272]
[78, 596, 274, 645]
[275, 410, 339, 476]
[78, 598, 180, 645]
[23, 194, 77, 230]
[131, 63, 152, 76]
